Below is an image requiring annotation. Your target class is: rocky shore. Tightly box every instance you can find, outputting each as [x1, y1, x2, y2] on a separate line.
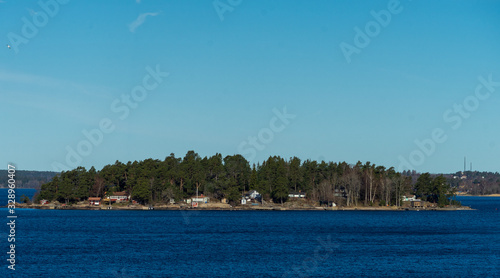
[11, 202, 473, 211]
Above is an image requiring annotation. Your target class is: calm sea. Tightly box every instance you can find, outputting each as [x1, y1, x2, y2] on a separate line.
[1, 189, 499, 277]
[0, 188, 38, 206]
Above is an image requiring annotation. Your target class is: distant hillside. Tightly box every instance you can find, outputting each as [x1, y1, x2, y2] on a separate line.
[402, 170, 500, 195]
[0, 170, 59, 189]
[448, 171, 500, 195]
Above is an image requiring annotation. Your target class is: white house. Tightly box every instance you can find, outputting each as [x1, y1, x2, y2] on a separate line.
[288, 192, 306, 198]
[402, 195, 421, 202]
[248, 190, 261, 199]
[108, 191, 130, 203]
[191, 196, 209, 203]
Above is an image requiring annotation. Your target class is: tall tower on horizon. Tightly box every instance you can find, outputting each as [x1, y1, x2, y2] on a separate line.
[464, 156, 466, 173]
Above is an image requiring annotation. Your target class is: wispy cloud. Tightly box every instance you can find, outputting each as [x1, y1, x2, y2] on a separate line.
[0, 70, 116, 100]
[128, 12, 160, 33]
[2, 91, 101, 126]
[0, 70, 119, 126]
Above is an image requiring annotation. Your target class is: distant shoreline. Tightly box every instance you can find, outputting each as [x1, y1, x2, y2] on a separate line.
[457, 194, 500, 197]
[0, 187, 38, 189]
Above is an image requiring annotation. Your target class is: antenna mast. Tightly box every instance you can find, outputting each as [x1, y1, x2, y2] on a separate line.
[464, 157, 466, 173]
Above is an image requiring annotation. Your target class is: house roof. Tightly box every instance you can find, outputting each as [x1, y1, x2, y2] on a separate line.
[88, 197, 101, 201]
[110, 191, 127, 196]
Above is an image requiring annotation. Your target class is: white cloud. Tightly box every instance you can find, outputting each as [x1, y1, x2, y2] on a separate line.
[128, 12, 160, 33]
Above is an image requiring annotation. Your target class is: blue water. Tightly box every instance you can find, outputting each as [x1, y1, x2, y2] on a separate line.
[1, 195, 499, 277]
[0, 188, 38, 206]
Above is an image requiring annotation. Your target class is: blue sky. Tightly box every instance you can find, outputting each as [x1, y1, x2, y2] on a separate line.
[1, 0, 499, 173]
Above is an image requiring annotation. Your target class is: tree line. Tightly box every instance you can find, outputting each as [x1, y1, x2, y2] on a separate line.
[0, 170, 58, 189]
[0, 170, 57, 189]
[449, 171, 500, 195]
[36, 151, 458, 206]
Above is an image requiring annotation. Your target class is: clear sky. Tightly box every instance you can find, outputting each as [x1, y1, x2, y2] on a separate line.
[1, 0, 499, 173]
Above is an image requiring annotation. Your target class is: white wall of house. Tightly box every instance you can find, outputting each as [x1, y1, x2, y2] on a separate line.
[111, 196, 128, 200]
[191, 197, 209, 203]
[249, 191, 260, 199]
[289, 193, 306, 198]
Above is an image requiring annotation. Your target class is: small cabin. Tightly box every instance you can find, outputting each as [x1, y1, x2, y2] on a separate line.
[89, 197, 101, 206]
[411, 200, 424, 208]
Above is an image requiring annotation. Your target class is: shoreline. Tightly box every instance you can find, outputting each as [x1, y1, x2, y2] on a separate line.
[457, 194, 500, 197]
[9, 203, 474, 211]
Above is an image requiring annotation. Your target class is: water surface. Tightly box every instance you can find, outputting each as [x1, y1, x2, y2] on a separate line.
[1, 195, 498, 277]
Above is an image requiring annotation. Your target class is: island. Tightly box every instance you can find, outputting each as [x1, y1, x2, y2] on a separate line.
[17, 151, 477, 211]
